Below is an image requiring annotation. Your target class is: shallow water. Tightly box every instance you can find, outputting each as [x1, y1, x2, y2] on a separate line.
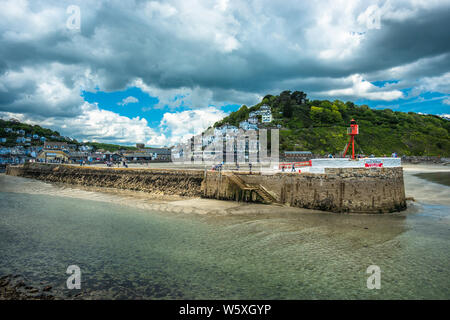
[0, 172, 449, 299]
[414, 172, 450, 187]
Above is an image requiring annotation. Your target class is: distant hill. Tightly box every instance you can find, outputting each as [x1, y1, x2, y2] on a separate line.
[0, 119, 136, 152]
[0, 118, 63, 147]
[213, 90, 450, 156]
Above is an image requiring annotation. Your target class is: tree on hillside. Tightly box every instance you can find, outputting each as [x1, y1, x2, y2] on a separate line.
[291, 91, 307, 104]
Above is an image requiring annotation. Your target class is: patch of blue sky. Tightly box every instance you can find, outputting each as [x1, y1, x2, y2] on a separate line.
[82, 87, 237, 131]
[370, 79, 399, 88]
[83, 87, 179, 128]
[219, 104, 240, 114]
[357, 91, 449, 115]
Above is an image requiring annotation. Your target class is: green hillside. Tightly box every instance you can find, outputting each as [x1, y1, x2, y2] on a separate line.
[0, 119, 136, 152]
[0, 118, 63, 147]
[213, 91, 450, 156]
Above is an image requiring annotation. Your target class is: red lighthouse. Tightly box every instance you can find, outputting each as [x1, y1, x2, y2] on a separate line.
[343, 119, 359, 160]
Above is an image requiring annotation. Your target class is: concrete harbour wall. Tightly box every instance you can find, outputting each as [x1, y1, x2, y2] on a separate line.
[6, 163, 204, 197]
[202, 167, 406, 213]
[6, 163, 407, 213]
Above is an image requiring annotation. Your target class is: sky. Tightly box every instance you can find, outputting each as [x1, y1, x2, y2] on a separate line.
[0, 0, 449, 146]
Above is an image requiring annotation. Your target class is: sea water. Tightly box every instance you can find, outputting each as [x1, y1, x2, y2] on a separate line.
[0, 173, 449, 299]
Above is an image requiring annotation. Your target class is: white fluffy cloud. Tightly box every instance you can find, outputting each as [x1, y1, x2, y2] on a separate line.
[314, 74, 404, 101]
[134, 78, 261, 109]
[118, 96, 139, 106]
[1, 102, 167, 146]
[160, 107, 227, 144]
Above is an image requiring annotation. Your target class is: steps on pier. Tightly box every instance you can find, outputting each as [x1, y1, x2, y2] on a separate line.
[226, 173, 278, 204]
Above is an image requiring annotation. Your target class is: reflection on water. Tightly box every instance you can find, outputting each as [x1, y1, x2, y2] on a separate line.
[0, 174, 449, 299]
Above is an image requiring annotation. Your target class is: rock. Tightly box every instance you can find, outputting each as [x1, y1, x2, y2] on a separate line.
[43, 285, 52, 292]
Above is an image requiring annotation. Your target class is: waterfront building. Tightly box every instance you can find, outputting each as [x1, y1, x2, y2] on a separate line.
[68, 151, 88, 163]
[37, 150, 69, 163]
[283, 151, 313, 161]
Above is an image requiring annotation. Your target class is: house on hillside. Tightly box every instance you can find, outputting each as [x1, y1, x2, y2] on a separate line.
[79, 145, 93, 152]
[214, 124, 239, 136]
[44, 141, 68, 150]
[249, 104, 272, 124]
[239, 120, 258, 131]
[248, 116, 259, 124]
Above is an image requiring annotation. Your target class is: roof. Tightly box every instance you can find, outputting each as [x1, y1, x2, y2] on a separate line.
[144, 148, 172, 155]
[284, 151, 312, 155]
[44, 141, 68, 147]
[123, 153, 153, 157]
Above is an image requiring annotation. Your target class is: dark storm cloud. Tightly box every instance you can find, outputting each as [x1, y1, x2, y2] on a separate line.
[0, 0, 449, 119]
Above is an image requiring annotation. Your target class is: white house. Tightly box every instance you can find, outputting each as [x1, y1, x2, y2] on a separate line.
[214, 124, 239, 136]
[261, 113, 272, 123]
[239, 121, 258, 131]
[248, 116, 259, 124]
[249, 105, 272, 124]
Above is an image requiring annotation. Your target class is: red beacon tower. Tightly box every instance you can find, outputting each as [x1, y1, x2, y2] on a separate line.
[343, 119, 359, 160]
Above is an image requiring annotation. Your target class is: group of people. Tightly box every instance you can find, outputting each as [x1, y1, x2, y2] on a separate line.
[281, 164, 296, 172]
[79, 159, 129, 168]
[211, 162, 253, 173]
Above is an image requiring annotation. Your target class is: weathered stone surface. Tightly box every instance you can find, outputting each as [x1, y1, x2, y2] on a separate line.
[6, 163, 407, 213]
[202, 168, 407, 213]
[6, 163, 204, 197]
[0, 274, 55, 300]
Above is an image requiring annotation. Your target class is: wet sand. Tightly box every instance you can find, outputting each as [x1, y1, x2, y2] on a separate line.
[403, 164, 450, 206]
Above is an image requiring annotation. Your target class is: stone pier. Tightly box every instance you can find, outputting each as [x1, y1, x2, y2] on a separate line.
[6, 163, 406, 213]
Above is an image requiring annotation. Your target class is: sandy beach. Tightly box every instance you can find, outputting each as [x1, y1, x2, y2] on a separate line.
[402, 164, 450, 206]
